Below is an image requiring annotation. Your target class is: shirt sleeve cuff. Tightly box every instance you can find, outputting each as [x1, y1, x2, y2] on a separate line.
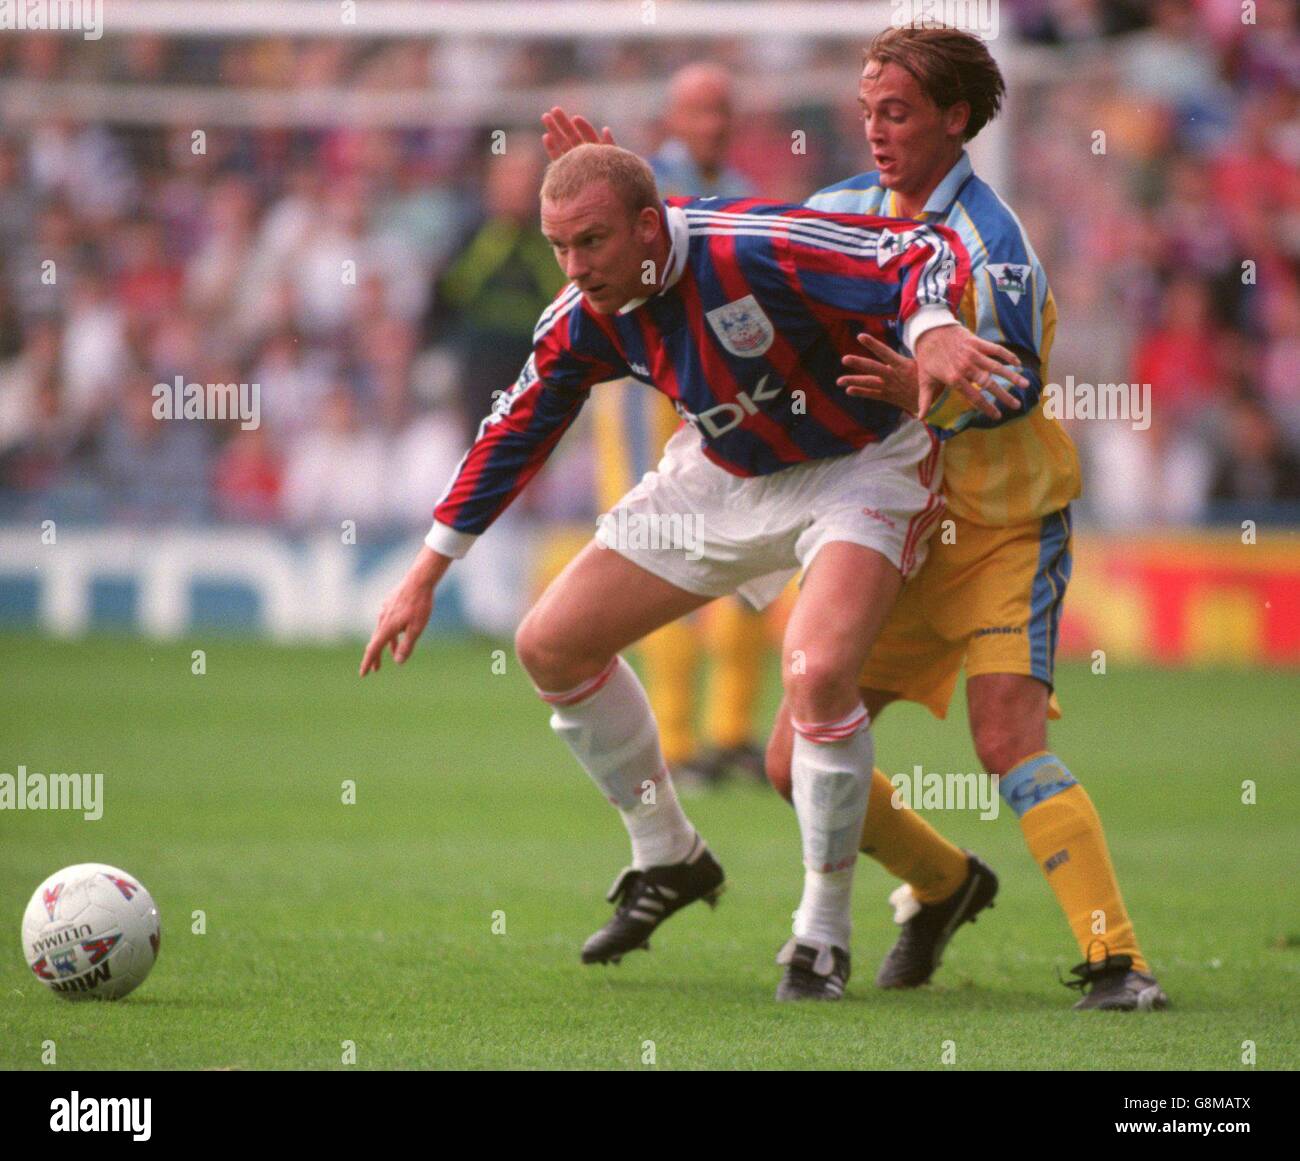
[425, 521, 478, 560]
[902, 304, 961, 353]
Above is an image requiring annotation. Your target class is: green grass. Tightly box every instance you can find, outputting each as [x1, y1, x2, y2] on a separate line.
[1, 632, 1297, 1070]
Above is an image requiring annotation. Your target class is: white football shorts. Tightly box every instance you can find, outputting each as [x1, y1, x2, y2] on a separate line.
[595, 419, 944, 610]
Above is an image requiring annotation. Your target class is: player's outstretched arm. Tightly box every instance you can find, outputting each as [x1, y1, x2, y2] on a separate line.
[541, 106, 615, 160]
[359, 546, 451, 676]
[912, 324, 1026, 420]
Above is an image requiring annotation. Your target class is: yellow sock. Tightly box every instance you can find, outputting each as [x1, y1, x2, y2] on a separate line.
[1004, 753, 1149, 972]
[703, 598, 764, 749]
[639, 620, 699, 766]
[861, 768, 969, 903]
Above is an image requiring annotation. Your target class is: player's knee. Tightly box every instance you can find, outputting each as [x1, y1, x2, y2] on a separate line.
[972, 721, 1041, 779]
[516, 612, 615, 693]
[782, 654, 856, 722]
[764, 731, 794, 802]
[514, 612, 568, 687]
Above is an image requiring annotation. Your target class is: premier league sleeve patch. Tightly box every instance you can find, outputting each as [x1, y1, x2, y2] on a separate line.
[985, 263, 1031, 305]
[706, 295, 775, 358]
[875, 227, 920, 267]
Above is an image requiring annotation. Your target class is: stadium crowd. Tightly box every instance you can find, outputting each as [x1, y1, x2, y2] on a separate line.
[0, 1, 1296, 532]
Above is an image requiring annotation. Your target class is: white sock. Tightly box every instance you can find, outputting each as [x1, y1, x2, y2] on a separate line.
[789, 703, 873, 949]
[793, 866, 857, 950]
[540, 656, 697, 869]
[619, 774, 697, 869]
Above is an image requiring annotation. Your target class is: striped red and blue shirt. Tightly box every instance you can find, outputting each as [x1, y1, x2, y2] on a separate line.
[428, 196, 969, 556]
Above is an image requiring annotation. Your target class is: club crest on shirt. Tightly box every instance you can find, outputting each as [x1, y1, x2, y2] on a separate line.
[986, 263, 1031, 305]
[706, 295, 775, 358]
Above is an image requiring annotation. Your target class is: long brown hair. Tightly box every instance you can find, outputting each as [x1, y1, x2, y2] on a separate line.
[865, 25, 1006, 141]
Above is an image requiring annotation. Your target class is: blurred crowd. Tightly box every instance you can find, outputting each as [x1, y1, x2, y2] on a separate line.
[0, 0, 1296, 532]
[1016, 0, 1300, 524]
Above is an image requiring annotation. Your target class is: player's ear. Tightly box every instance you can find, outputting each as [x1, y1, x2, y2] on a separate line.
[634, 205, 661, 246]
[945, 100, 971, 140]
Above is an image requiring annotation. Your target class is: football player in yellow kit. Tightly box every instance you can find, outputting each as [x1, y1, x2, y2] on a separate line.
[765, 25, 1167, 1011]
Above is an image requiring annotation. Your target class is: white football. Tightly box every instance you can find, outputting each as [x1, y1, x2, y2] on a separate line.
[22, 863, 161, 1000]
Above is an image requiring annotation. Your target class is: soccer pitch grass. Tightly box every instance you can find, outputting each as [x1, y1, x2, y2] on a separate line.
[2, 632, 1297, 1071]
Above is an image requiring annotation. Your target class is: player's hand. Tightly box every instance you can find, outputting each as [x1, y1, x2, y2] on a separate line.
[838, 333, 922, 416]
[913, 324, 1027, 420]
[359, 547, 449, 676]
[541, 106, 615, 160]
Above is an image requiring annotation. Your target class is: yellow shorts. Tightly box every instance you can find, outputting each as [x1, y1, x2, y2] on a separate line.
[859, 507, 1073, 719]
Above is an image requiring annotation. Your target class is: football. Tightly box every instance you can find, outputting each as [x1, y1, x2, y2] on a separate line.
[21, 863, 161, 1001]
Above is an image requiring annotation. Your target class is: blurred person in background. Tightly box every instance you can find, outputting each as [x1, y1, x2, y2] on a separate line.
[27, 116, 137, 225]
[425, 142, 565, 441]
[1119, 0, 1231, 143]
[290, 175, 372, 338]
[248, 326, 333, 440]
[421, 143, 567, 636]
[98, 371, 212, 524]
[1011, 0, 1148, 44]
[111, 218, 183, 333]
[344, 285, 465, 531]
[0, 322, 65, 505]
[345, 277, 418, 411]
[652, 63, 754, 197]
[213, 425, 283, 525]
[234, 163, 324, 345]
[59, 268, 130, 427]
[1207, 92, 1297, 253]
[1085, 273, 1222, 527]
[1162, 155, 1240, 285]
[282, 384, 385, 531]
[1258, 278, 1300, 448]
[185, 173, 262, 327]
[0, 136, 38, 258]
[1209, 393, 1300, 507]
[0, 270, 22, 363]
[9, 199, 82, 324]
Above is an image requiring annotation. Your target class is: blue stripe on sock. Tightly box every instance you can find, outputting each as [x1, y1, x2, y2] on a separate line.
[998, 751, 1078, 818]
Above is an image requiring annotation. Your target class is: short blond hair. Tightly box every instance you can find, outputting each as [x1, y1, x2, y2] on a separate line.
[540, 143, 660, 218]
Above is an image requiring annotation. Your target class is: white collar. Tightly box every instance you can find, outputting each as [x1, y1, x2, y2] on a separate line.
[618, 204, 689, 315]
